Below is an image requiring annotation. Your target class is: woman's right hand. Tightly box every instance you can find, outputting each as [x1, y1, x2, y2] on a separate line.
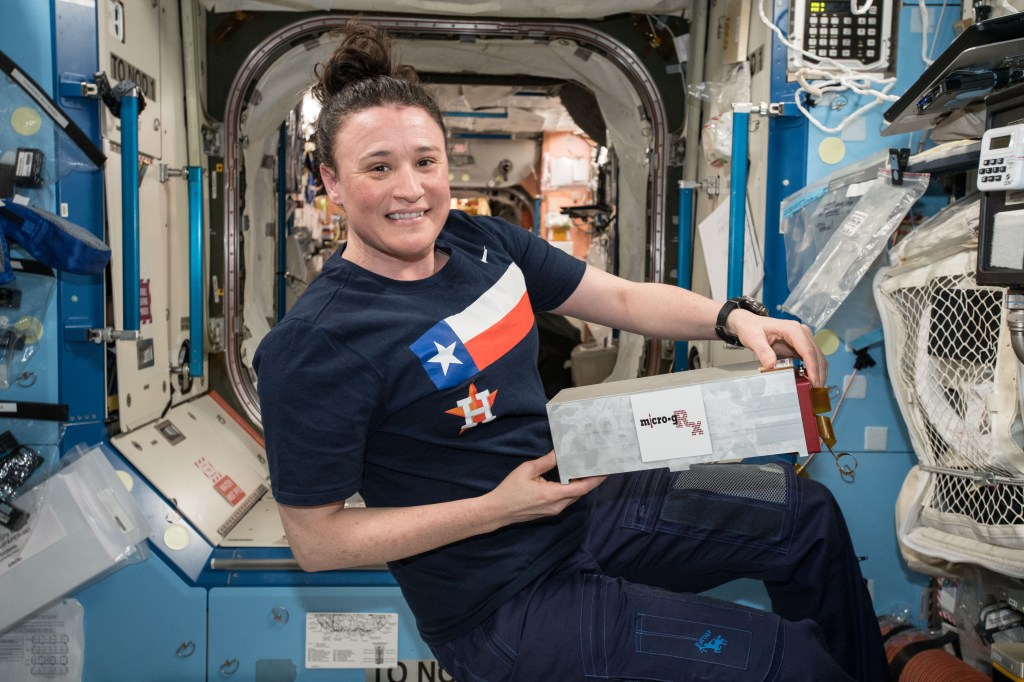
[486, 451, 606, 525]
[279, 451, 606, 572]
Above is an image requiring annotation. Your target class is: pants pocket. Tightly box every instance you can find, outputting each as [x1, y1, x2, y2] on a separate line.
[656, 463, 799, 553]
[431, 615, 518, 682]
[636, 611, 753, 668]
[581, 574, 781, 681]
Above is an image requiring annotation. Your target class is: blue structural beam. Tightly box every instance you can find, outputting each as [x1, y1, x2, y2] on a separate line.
[763, 112, 808, 314]
[674, 183, 695, 372]
[53, 0, 106, 446]
[188, 165, 204, 378]
[120, 91, 141, 332]
[728, 104, 751, 299]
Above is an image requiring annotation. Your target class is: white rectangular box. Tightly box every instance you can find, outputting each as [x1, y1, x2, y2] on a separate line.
[547, 362, 811, 483]
[993, 642, 1024, 680]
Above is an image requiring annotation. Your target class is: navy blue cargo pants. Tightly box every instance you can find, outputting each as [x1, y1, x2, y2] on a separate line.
[431, 462, 887, 681]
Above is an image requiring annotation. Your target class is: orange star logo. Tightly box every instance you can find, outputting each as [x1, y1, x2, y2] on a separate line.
[446, 383, 498, 433]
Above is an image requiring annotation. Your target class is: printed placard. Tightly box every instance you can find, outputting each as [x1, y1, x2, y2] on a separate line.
[214, 475, 245, 506]
[631, 385, 713, 463]
[0, 599, 84, 680]
[306, 612, 398, 669]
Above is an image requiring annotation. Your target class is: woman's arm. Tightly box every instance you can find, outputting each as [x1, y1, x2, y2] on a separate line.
[278, 452, 605, 571]
[552, 265, 828, 386]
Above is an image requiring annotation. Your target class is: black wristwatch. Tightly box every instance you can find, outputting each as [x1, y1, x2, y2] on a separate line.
[715, 296, 769, 347]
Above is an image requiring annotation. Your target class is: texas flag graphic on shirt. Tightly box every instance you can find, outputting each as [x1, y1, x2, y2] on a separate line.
[410, 264, 534, 390]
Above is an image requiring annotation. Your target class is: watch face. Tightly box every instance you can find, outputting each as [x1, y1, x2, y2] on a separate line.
[739, 296, 769, 317]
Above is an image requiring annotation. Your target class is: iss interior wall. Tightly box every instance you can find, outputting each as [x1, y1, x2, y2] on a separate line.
[97, 0, 207, 434]
[690, 0, 963, 622]
[75, 555, 208, 681]
[782, 1, 958, 621]
[4, 1, 60, 410]
[208, 586, 434, 681]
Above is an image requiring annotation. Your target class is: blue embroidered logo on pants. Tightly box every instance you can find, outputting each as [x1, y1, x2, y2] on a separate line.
[696, 629, 728, 654]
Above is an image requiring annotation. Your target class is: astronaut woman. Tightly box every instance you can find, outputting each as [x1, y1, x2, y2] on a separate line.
[254, 21, 885, 682]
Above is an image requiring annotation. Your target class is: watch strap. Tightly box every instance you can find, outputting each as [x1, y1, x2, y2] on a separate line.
[715, 299, 743, 346]
[714, 296, 768, 347]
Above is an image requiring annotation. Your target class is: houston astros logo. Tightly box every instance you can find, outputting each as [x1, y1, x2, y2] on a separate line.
[446, 383, 498, 433]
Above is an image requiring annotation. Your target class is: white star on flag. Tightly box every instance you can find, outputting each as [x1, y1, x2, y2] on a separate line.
[428, 341, 463, 375]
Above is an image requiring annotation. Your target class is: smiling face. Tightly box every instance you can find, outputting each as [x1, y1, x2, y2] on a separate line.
[320, 105, 451, 280]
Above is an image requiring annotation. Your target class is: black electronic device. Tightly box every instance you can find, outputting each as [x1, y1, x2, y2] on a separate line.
[0, 163, 13, 198]
[0, 499, 27, 531]
[789, 0, 899, 74]
[0, 431, 44, 531]
[916, 66, 1024, 117]
[976, 83, 1024, 287]
[883, 12, 1024, 136]
[13, 148, 44, 187]
[560, 203, 613, 234]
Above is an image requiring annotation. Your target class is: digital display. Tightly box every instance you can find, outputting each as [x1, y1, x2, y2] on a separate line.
[160, 423, 182, 439]
[990, 134, 1012, 150]
[810, 1, 826, 11]
[156, 419, 186, 445]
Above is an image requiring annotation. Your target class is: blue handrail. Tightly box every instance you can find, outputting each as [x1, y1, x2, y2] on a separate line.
[120, 91, 140, 332]
[674, 183, 695, 372]
[728, 104, 751, 299]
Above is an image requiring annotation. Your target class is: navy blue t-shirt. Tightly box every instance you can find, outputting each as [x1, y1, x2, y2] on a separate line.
[254, 210, 589, 644]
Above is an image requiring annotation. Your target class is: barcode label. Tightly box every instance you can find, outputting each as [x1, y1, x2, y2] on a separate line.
[840, 211, 868, 237]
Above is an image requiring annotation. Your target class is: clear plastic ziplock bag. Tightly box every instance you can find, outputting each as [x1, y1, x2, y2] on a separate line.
[780, 163, 881, 291]
[0, 410, 64, 541]
[0, 440, 151, 634]
[0, 259, 54, 389]
[782, 169, 930, 329]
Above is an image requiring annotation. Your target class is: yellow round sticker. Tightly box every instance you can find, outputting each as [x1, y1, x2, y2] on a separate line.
[818, 136, 846, 165]
[814, 328, 841, 356]
[11, 107, 42, 136]
[116, 470, 135, 491]
[163, 524, 192, 551]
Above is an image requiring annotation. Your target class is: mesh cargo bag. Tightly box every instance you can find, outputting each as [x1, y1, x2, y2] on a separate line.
[874, 194, 1024, 577]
